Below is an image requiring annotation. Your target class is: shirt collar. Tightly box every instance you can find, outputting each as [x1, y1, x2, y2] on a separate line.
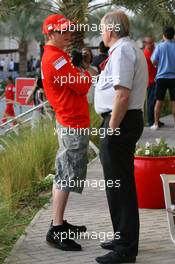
[109, 36, 130, 54]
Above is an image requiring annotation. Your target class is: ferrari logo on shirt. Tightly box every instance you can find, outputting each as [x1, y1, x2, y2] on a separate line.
[53, 56, 67, 70]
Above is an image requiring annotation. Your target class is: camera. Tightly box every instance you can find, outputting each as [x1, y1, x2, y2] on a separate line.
[71, 50, 83, 67]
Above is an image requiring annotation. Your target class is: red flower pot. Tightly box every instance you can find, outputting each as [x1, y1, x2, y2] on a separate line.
[134, 156, 175, 209]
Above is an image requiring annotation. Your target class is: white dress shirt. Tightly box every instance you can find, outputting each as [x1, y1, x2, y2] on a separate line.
[94, 37, 148, 114]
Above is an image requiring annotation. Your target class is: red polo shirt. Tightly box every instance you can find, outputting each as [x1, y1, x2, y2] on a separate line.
[41, 45, 92, 128]
[143, 48, 157, 86]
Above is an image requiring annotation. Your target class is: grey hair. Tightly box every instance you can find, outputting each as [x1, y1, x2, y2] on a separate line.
[101, 10, 130, 38]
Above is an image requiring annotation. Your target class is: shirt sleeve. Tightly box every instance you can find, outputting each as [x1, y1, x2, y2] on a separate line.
[47, 54, 92, 95]
[111, 45, 136, 90]
[151, 45, 159, 64]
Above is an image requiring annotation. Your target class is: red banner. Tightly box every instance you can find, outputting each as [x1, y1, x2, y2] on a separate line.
[15, 78, 36, 106]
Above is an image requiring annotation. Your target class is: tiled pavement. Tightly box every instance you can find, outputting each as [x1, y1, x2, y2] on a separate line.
[138, 115, 175, 147]
[4, 115, 175, 264]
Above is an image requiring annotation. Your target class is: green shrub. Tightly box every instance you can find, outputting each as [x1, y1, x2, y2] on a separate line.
[0, 121, 57, 209]
[135, 138, 175, 157]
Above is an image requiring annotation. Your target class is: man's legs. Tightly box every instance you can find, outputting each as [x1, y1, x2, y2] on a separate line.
[169, 83, 175, 125]
[147, 84, 156, 126]
[96, 110, 144, 263]
[2, 104, 15, 123]
[46, 182, 84, 251]
[101, 140, 139, 255]
[154, 100, 163, 126]
[52, 184, 69, 226]
[151, 79, 167, 129]
[46, 126, 88, 251]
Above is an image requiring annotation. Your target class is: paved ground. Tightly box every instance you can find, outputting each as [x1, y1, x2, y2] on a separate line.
[4, 115, 175, 264]
[138, 115, 175, 147]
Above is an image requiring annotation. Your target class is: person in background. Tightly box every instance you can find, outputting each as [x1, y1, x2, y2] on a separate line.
[8, 58, 14, 72]
[0, 58, 5, 71]
[28, 56, 34, 72]
[82, 47, 98, 104]
[0, 76, 16, 125]
[26, 76, 45, 127]
[143, 37, 164, 127]
[151, 26, 175, 130]
[92, 41, 109, 73]
[26, 77, 44, 107]
[82, 48, 98, 76]
[25, 76, 53, 128]
[32, 58, 37, 72]
[36, 59, 41, 73]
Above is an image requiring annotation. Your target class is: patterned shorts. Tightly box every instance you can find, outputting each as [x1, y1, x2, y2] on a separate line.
[54, 122, 89, 193]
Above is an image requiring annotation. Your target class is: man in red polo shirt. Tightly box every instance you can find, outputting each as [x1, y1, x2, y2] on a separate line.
[143, 37, 164, 127]
[1, 76, 16, 124]
[41, 14, 91, 251]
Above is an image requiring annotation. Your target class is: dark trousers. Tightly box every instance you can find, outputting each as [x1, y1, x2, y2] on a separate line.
[100, 110, 144, 256]
[147, 83, 156, 126]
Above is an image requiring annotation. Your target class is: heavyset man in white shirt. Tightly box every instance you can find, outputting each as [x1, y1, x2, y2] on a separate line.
[95, 11, 148, 264]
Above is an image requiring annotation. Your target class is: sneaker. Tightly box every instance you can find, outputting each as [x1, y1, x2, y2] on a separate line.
[150, 124, 159, 130]
[63, 220, 87, 235]
[50, 220, 87, 237]
[46, 226, 82, 251]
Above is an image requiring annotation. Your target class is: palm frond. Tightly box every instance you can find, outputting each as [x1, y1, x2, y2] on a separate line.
[112, 0, 175, 25]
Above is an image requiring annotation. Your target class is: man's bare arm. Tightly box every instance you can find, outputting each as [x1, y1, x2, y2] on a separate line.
[25, 80, 37, 104]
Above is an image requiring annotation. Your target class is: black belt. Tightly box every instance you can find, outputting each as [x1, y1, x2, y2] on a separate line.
[101, 111, 111, 119]
[101, 109, 142, 119]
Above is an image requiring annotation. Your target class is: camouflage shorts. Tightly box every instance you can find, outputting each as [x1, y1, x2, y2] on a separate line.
[54, 122, 89, 193]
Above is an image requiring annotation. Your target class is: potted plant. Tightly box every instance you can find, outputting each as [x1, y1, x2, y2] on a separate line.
[134, 138, 175, 209]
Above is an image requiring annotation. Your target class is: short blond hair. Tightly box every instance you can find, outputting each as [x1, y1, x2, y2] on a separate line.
[102, 10, 130, 38]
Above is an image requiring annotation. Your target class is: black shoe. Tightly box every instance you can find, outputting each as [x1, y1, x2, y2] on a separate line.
[158, 121, 165, 128]
[46, 227, 82, 251]
[50, 220, 87, 236]
[63, 220, 87, 235]
[100, 240, 115, 250]
[96, 251, 136, 264]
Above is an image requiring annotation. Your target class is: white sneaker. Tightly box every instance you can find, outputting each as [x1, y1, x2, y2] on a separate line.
[150, 124, 159, 130]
